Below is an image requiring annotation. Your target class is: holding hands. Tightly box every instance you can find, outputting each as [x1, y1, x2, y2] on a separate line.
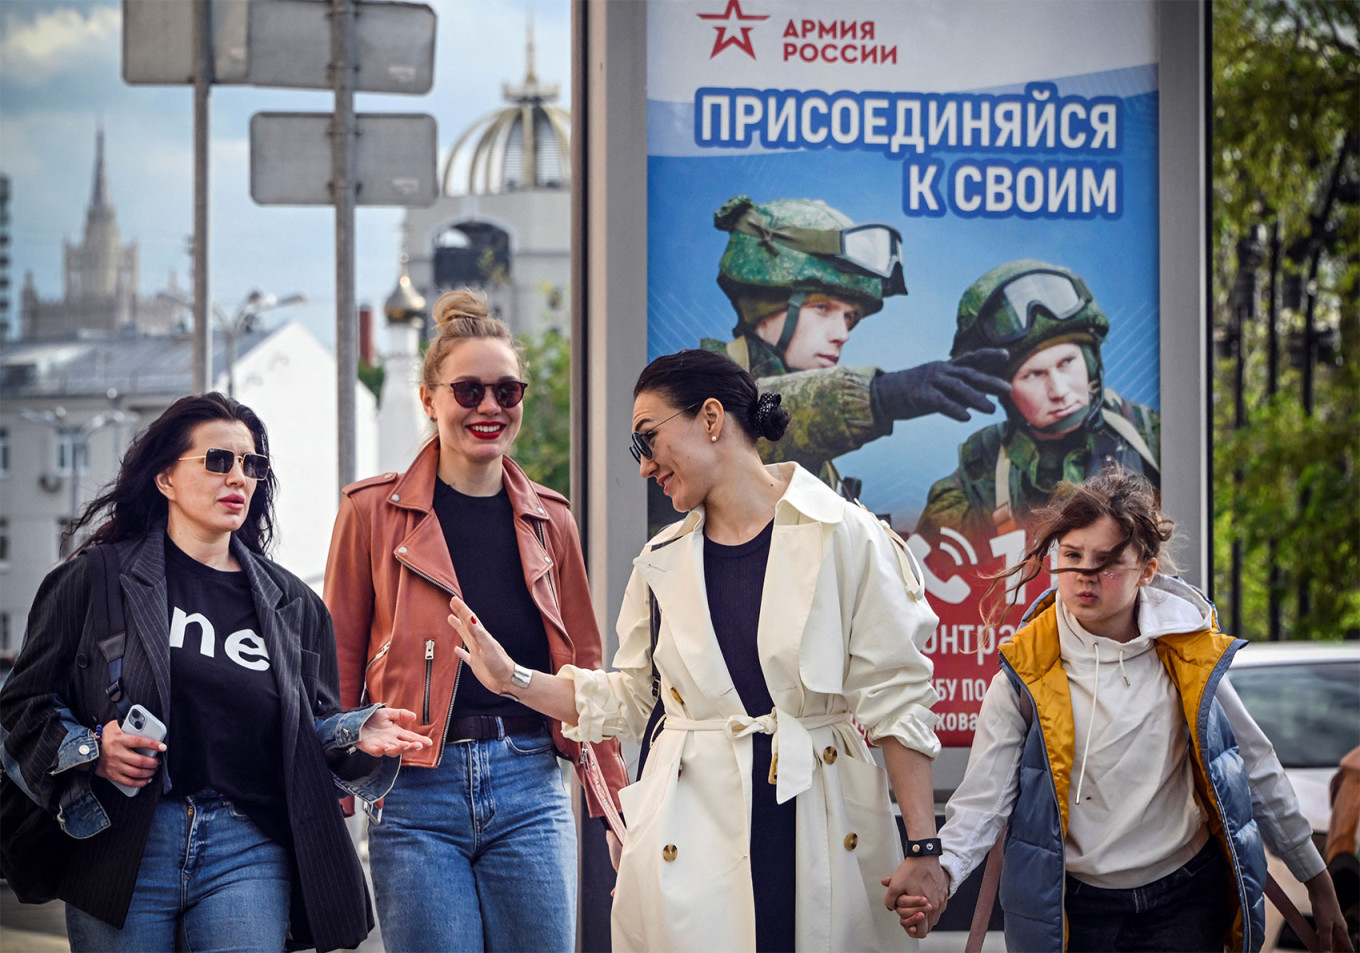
[882, 857, 949, 939]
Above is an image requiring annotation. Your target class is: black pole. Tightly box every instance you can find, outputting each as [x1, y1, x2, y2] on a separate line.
[1266, 223, 1281, 640]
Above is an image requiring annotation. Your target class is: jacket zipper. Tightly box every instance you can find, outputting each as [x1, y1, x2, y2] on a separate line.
[395, 555, 463, 766]
[422, 640, 435, 723]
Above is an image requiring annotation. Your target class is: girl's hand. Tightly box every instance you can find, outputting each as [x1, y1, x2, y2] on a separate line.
[448, 595, 516, 695]
[356, 708, 434, 757]
[606, 830, 623, 873]
[93, 718, 164, 790]
[889, 893, 934, 938]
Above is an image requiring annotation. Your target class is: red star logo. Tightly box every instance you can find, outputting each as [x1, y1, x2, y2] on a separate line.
[697, 0, 768, 60]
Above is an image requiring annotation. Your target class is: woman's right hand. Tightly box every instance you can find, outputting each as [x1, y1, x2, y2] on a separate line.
[448, 595, 516, 695]
[94, 718, 165, 790]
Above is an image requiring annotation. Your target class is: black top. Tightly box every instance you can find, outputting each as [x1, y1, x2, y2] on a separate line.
[433, 480, 550, 725]
[164, 536, 289, 847]
[703, 519, 794, 953]
[703, 520, 776, 716]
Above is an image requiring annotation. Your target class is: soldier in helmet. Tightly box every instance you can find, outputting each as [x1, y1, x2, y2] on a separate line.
[914, 259, 1161, 548]
[700, 195, 1011, 494]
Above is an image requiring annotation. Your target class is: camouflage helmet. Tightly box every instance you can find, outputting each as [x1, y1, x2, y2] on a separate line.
[715, 195, 905, 333]
[952, 259, 1109, 373]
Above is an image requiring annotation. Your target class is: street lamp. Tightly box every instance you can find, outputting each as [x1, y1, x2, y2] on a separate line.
[158, 289, 306, 397]
[22, 405, 138, 556]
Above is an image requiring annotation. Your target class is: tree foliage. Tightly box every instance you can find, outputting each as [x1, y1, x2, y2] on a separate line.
[512, 325, 572, 497]
[1212, 0, 1359, 639]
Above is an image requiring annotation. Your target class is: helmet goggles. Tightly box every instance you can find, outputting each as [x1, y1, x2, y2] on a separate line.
[973, 269, 1093, 346]
[729, 207, 908, 297]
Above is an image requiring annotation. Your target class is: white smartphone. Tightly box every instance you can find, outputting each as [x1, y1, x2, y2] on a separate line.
[111, 704, 167, 798]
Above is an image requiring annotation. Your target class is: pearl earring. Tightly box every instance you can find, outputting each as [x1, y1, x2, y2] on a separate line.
[710, 435, 717, 442]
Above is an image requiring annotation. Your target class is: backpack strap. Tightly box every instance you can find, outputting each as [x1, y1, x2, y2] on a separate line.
[91, 545, 132, 721]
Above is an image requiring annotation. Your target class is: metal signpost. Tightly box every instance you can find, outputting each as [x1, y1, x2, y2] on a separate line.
[122, 0, 437, 491]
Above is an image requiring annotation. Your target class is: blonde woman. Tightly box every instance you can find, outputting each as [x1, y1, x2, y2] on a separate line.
[323, 290, 627, 952]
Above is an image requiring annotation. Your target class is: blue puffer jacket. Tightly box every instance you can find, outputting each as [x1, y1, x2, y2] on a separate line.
[996, 587, 1267, 952]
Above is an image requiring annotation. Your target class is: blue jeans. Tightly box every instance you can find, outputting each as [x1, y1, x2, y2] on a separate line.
[1065, 840, 1234, 952]
[65, 790, 291, 953]
[368, 727, 578, 953]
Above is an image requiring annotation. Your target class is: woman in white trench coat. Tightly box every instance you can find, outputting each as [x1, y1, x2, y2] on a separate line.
[450, 349, 947, 951]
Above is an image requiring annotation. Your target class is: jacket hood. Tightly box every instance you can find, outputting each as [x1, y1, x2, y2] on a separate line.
[1136, 573, 1216, 640]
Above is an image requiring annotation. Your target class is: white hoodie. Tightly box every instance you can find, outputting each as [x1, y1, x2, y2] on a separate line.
[939, 574, 1325, 892]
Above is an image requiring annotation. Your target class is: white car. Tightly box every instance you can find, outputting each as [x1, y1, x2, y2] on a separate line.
[1226, 640, 1360, 951]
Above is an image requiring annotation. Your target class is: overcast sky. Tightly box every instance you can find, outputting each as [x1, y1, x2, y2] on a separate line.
[0, 0, 572, 348]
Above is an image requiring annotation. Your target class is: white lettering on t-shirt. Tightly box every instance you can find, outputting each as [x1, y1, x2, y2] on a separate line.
[224, 629, 270, 671]
[169, 606, 270, 672]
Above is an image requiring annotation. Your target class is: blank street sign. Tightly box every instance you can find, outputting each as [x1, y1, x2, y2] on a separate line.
[250, 112, 438, 207]
[123, 0, 251, 85]
[248, 0, 436, 94]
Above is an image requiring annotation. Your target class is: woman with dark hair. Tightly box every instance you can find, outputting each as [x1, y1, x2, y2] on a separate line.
[0, 392, 430, 952]
[323, 290, 627, 953]
[451, 348, 946, 951]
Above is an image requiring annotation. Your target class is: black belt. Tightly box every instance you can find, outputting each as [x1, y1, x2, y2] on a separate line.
[445, 714, 545, 743]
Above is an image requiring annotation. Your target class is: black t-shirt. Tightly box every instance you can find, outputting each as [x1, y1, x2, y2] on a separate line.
[433, 480, 551, 725]
[703, 519, 794, 953]
[703, 520, 777, 716]
[164, 537, 289, 847]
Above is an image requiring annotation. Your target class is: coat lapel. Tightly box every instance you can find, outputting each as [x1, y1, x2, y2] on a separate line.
[634, 519, 741, 713]
[118, 532, 172, 722]
[235, 539, 302, 775]
[755, 520, 824, 703]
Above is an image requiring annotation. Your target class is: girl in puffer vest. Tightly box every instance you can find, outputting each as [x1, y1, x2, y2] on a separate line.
[903, 469, 1350, 952]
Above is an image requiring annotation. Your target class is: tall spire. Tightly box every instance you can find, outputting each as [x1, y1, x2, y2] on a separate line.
[90, 124, 109, 211]
[525, 17, 537, 85]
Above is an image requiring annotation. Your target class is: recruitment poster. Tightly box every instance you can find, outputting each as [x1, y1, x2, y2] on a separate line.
[645, 0, 1163, 746]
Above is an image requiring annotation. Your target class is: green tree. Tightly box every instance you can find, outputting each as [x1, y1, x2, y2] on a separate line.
[512, 325, 571, 497]
[1212, 0, 1359, 639]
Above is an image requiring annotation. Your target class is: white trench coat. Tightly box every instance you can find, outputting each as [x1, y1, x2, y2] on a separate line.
[563, 464, 940, 952]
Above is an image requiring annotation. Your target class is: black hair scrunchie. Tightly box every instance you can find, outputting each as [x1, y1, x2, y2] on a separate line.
[752, 392, 783, 438]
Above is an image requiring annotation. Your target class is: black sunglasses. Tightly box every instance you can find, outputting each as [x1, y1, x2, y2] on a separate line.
[178, 448, 271, 480]
[628, 403, 701, 464]
[444, 379, 528, 409]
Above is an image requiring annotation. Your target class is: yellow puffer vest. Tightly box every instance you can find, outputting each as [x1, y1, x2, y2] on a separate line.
[995, 588, 1266, 951]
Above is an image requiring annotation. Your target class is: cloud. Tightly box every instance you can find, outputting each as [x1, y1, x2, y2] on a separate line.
[0, 4, 120, 88]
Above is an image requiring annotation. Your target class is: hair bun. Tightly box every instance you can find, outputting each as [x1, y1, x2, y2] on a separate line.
[751, 391, 790, 442]
[432, 288, 489, 328]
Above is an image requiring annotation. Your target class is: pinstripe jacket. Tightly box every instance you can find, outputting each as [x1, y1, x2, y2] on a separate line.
[0, 529, 398, 951]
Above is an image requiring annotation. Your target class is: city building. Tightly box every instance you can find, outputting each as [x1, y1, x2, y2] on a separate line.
[402, 26, 570, 338]
[19, 128, 182, 340]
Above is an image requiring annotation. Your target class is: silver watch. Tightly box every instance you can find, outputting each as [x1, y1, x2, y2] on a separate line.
[510, 664, 533, 690]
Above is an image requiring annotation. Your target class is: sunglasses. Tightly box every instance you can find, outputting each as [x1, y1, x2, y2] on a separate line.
[443, 380, 528, 409]
[178, 448, 271, 480]
[628, 403, 701, 464]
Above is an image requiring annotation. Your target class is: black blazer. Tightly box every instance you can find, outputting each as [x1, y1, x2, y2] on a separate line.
[0, 529, 377, 951]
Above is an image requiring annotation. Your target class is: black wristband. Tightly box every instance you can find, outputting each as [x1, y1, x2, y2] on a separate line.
[904, 837, 942, 857]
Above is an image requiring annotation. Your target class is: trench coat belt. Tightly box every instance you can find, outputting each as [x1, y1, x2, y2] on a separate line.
[665, 709, 852, 805]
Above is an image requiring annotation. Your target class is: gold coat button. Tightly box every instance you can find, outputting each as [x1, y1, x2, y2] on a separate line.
[670, 687, 683, 705]
[822, 746, 838, 764]
[844, 833, 858, 851]
[663, 844, 678, 862]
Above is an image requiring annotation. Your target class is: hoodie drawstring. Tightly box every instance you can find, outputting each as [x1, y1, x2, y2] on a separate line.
[1118, 648, 1130, 687]
[1075, 642, 1099, 805]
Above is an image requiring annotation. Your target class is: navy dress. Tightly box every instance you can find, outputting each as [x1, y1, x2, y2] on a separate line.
[704, 521, 796, 953]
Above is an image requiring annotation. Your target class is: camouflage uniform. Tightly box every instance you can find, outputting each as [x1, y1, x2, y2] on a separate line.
[915, 390, 1161, 544]
[699, 333, 885, 486]
[707, 195, 903, 490]
[914, 260, 1162, 547]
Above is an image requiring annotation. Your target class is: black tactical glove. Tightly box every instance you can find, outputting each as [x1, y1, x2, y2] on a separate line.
[870, 347, 1011, 423]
